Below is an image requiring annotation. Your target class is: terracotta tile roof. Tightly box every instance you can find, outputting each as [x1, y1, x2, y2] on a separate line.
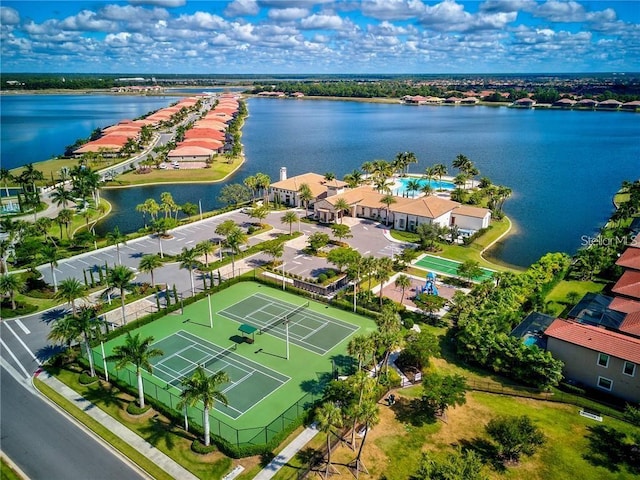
[167, 146, 214, 157]
[271, 172, 329, 198]
[611, 270, 640, 299]
[194, 121, 227, 131]
[616, 247, 640, 271]
[179, 139, 223, 149]
[609, 296, 640, 314]
[393, 196, 460, 218]
[545, 318, 640, 363]
[620, 312, 640, 336]
[453, 205, 491, 219]
[184, 129, 224, 139]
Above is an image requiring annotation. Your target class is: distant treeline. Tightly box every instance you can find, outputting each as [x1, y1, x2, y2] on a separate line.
[249, 80, 640, 102]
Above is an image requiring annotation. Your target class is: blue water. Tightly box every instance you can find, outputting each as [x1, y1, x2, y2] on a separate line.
[2, 95, 639, 267]
[395, 177, 455, 196]
[0, 94, 182, 169]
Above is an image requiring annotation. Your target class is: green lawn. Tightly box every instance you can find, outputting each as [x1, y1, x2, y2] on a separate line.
[112, 157, 242, 186]
[545, 279, 607, 317]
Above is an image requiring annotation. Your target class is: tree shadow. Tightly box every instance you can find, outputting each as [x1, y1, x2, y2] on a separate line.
[583, 425, 640, 474]
[457, 437, 505, 473]
[390, 397, 436, 427]
[35, 344, 65, 364]
[331, 354, 356, 376]
[300, 372, 333, 395]
[292, 447, 323, 471]
[41, 307, 69, 325]
[80, 382, 127, 410]
[138, 415, 193, 450]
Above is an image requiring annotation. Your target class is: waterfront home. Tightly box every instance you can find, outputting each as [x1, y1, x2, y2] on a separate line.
[312, 184, 491, 232]
[512, 97, 536, 108]
[166, 145, 214, 163]
[621, 100, 640, 112]
[597, 99, 623, 110]
[269, 170, 348, 208]
[553, 98, 577, 108]
[460, 96, 479, 104]
[575, 98, 598, 109]
[545, 318, 639, 402]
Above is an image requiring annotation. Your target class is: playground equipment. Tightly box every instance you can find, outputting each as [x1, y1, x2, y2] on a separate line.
[419, 272, 439, 296]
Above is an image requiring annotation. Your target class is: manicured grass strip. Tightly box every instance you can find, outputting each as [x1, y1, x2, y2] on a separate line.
[34, 378, 173, 480]
[0, 457, 23, 480]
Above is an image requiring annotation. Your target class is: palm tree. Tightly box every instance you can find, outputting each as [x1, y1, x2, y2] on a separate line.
[0, 168, 13, 207]
[71, 305, 104, 377]
[360, 161, 375, 178]
[139, 254, 163, 287]
[41, 244, 60, 293]
[452, 154, 472, 175]
[343, 169, 363, 188]
[375, 257, 394, 307]
[298, 183, 314, 218]
[255, 172, 271, 205]
[351, 400, 379, 478]
[106, 332, 163, 408]
[432, 163, 447, 190]
[323, 172, 336, 182]
[34, 217, 57, 247]
[195, 240, 215, 268]
[333, 198, 351, 224]
[316, 401, 343, 479]
[0, 273, 25, 310]
[281, 211, 299, 235]
[224, 225, 247, 278]
[423, 165, 437, 188]
[56, 209, 74, 239]
[160, 191, 178, 219]
[107, 265, 135, 325]
[394, 274, 411, 304]
[405, 178, 421, 198]
[243, 175, 258, 204]
[347, 334, 374, 371]
[48, 315, 81, 350]
[261, 241, 284, 266]
[106, 226, 127, 265]
[178, 247, 201, 295]
[55, 277, 87, 315]
[51, 185, 74, 209]
[380, 195, 396, 226]
[362, 255, 377, 291]
[178, 366, 229, 447]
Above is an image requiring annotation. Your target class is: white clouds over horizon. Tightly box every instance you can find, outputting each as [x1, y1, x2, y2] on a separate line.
[0, 0, 638, 73]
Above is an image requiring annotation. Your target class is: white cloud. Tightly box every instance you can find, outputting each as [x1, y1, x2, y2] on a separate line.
[58, 10, 116, 32]
[174, 12, 228, 30]
[268, 7, 309, 21]
[0, 6, 20, 25]
[300, 13, 345, 30]
[129, 0, 186, 7]
[225, 0, 260, 17]
[361, 0, 426, 20]
[479, 0, 536, 14]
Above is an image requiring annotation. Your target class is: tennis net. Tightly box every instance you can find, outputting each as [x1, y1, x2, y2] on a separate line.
[260, 301, 310, 334]
[203, 344, 237, 370]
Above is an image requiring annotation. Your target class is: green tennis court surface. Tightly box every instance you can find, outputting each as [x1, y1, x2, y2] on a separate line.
[415, 254, 495, 282]
[218, 292, 359, 355]
[150, 330, 289, 419]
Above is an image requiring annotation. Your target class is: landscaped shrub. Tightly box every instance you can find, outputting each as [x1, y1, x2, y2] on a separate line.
[326, 269, 336, 278]
[191, 439, 217, 454]
[317, 273, 328, 283]
[127, 401, 151, 415]
[79, 372, 99, 385]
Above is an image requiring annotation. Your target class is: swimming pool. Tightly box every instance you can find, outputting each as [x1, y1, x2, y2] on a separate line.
[394, 176, 455, 197]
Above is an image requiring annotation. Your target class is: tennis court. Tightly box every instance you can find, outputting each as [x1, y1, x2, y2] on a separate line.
[150, 330, 289, 419]
[217, 292, 359, 355]
[415, 254, 495, 282]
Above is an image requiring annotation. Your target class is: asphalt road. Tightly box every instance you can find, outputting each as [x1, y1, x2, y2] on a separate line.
[2, 206, 407, 477]
[0, 365, 144, 480]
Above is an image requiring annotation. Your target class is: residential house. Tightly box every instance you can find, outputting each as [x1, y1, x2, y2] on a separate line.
[269, 172, 347, 209]
[545, 318, 640, 402]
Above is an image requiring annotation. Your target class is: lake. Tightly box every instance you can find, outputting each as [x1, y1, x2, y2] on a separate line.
[2, 94, 638, 267]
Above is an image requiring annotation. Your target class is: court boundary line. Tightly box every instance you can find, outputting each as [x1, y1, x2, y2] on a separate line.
[149, 331, 290, 419]
[218, 293, 359, 352]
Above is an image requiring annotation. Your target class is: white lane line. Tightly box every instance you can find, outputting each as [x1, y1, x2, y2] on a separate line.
[363, 251, 370, 255]
[293, 254, 303, 259]
[14, 319, 30, 335]
[0, 339, 31, 379]
[363, 226, 368, 230]
[78, 259, 91, 266]
[4, 323, 41, 366]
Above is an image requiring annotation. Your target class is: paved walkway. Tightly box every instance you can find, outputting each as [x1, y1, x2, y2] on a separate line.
[35, 370, 199, 480]
[253, 423, 319, 480]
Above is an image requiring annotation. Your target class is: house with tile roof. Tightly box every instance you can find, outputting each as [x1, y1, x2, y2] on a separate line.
[545, 318, 640, 402]
[269, 172, 348, 209]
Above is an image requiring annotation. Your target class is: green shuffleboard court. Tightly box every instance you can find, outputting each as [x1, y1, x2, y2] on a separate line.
[415, 253, 495, 282]
[217, 292, 359, 355]
[150, 330, 289, 419]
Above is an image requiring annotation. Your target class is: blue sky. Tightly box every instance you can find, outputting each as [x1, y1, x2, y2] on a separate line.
[1, 0, 638, 74]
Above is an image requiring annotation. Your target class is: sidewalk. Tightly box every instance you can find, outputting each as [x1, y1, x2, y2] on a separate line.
[35, 370, 199, 480]
[253, 423, 319, 480]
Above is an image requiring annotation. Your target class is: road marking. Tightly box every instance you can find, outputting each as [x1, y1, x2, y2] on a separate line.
[4, 323, 41, 366]
[363, 226, 368, 230]
[292, 261, 302, 265]
[0, 339, 31, 379]
[363, 251, 370, 255]
[294, 254, 303, 259]
[14, 319, 30, 335]
[78, 259, 91, 266]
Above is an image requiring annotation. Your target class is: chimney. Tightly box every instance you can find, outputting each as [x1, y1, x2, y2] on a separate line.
[280, 167, 287, 181]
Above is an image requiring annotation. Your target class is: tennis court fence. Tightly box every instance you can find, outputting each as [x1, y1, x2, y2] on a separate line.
[88, 348, 322, 448]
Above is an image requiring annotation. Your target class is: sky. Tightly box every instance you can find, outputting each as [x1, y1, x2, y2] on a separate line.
[1, 0, 639, 74]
